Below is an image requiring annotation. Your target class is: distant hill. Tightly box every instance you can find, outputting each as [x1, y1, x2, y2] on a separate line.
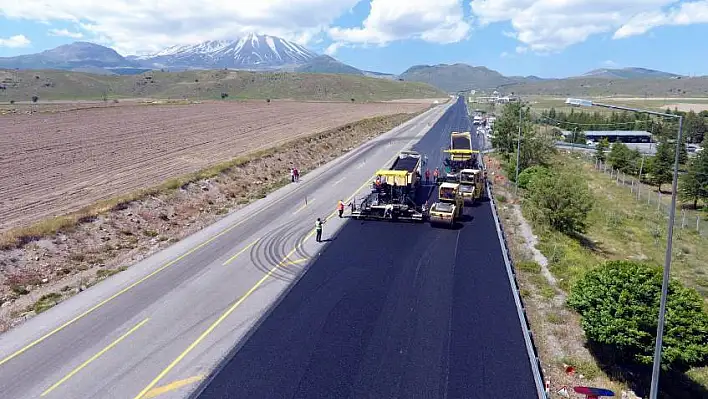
[0, 42, 141, 72]
[579, 67, 681, 79]
[294, 55, 363, 75]
[399, 63, 520, 92]
[0, 69, 446, 102]
[503, 76, 708, 97]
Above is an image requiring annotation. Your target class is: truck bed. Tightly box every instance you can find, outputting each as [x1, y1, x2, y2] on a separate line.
[452, 136, 471, 150]
[391, 156, 419, 173]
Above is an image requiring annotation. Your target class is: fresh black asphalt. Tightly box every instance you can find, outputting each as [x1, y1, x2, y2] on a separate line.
[195, 98, 538, 398]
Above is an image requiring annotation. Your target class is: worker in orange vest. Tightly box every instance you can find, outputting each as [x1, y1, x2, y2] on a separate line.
[337, 200, 345, 218]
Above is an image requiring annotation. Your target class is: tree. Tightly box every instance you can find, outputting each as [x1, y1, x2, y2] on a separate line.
[680, 148, 708, 208]
[517, 165, 550, 190]
[679, 165, 702, 209]
[608, 142, 632, 172]
[568, 260, 708, 370]
[491, 102, 534, 157]
[595, 138, 609, 162]
[649, 139, 674, 192]
[524, 168, 594, 234]
[676, 132, 689, 166]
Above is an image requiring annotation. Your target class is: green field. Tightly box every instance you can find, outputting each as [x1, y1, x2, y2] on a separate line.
[0, 69, 446, 102]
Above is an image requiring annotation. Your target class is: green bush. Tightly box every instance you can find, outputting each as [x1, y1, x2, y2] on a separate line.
[524, 168, 593, 234]
[568, 260, 708, 370]
[517, 165, 550, 190]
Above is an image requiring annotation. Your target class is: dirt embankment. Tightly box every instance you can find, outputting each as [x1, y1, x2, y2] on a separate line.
[0, 111, 422, 333]
[0, 100, 427, 232]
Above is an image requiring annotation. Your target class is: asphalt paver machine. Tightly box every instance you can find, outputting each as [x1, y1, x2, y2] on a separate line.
[351, 151, 425, 222]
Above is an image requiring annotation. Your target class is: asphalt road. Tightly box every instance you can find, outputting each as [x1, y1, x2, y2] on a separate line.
[194, 98, 539, 399]
[0, 99, 453, 399]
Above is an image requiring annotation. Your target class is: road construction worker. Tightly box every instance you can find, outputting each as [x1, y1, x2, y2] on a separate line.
[384, 203, 394, 219]
[315, 218, 324, 242]
[433, 168, 439, 183]
[425, 168, 430, 184]
[337, 200, 345, 218]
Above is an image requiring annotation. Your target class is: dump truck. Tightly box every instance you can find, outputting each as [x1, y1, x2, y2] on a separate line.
[440, 131, 479, 185]
[351, 151, 425, 222]
[459, 168, 484, 204]
[428, 182, 464, 227]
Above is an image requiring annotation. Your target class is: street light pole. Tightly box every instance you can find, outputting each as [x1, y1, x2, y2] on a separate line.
[565, 98, 683, 399]
[515, 99, 522, 196]
[650, 114, 683, 399]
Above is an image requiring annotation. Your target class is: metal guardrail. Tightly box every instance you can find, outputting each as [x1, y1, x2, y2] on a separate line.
[479, 141, 549, 398]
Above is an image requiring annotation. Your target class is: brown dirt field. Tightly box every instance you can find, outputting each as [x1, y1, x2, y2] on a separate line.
[0, 100, 427, 232]
[661, 103, 708, 112]
[0, 112, 418, 332]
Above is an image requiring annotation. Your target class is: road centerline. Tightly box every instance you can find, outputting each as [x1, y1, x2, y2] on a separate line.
[40, 318, 150, 397]
[132, 154, 408, 399]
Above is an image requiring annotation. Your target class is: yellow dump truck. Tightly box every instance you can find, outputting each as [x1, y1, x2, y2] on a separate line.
[441, 131, 480, 185]
[459, 168, 484, 204]
[428, 182, 464, 227]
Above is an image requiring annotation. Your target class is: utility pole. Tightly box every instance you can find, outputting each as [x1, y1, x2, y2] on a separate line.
[515, 100, 522, 196]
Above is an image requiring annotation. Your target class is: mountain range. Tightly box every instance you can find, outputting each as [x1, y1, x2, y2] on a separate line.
[0, 34, 688, 93]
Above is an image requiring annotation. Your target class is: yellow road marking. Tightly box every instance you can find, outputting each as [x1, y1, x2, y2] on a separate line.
[133, 243, 304, 399]
[0, 163, 324, 367]
[133, 168, 389, 399]
[282, 257, 310, 266]
[222, 238, 260, 266]
[143, 375, 205, 399]
[41, 318, 149, 397]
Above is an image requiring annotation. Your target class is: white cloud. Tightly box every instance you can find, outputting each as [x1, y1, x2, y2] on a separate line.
[48, 28, 83, 39]
[602, 59, 618, 67]
[614, 1, 708, 39]
[0, 34, 31, 48]
[0, 0, 360, 55]
[470, 0, 680, 53]
[324, 42, 342, 55]
[500, 51, 511, 58]
[328, 0, 470, 50]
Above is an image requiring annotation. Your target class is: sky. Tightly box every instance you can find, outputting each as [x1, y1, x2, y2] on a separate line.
[1, 1, 708, 78]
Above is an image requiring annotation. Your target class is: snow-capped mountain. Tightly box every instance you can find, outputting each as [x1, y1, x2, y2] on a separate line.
[133, 34, 317, 70]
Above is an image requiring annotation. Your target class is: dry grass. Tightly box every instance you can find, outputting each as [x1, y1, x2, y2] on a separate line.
[0, 69, 446, 102]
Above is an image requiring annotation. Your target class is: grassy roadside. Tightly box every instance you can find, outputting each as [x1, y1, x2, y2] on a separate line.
[484, 150, 708, 398]
[0, 109, 427, 332]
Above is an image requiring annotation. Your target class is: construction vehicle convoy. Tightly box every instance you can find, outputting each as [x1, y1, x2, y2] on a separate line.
[350, 130, 486, 227]
[350, 150, 425, 222]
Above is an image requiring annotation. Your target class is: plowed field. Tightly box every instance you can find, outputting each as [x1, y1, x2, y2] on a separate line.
[0, 100, 427, 231]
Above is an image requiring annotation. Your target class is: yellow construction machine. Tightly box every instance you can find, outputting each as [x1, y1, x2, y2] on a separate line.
[428, 182, 464, 227]
[351, 151, 425, 222]
[458, 168, 484, 204]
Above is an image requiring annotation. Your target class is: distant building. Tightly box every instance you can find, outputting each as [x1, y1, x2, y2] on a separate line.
[562, 130, 652, 144]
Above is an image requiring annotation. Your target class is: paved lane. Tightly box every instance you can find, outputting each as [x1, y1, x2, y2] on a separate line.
[0, 101, 452, 399]
[195, 98, 540, 399]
